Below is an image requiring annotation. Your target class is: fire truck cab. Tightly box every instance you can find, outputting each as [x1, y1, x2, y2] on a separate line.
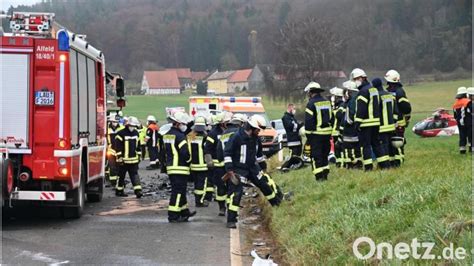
[0, 12, 123, 218]
[189, 96, 281, 157]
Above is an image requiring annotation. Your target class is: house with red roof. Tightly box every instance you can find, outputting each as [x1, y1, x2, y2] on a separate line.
[228, 69, 252, 93]
[141, 70, 181, 95]
[166, 68, 192, 89]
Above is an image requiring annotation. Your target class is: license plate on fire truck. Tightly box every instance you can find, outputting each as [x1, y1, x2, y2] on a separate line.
[35, 91, 54, 106]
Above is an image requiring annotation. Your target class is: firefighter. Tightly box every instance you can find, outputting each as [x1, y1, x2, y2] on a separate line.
[352, 68, 388, 170]
[106, 114, 123, 186]
[304, 81, 332, 181]
[372, 78, 398, 167]
[330, 87, 346, 168]
[453, 87, 470, 154]
[465, 87, 474, 152]
[341, 80, 362, 169]
[162, 111, 196, 222]
[223, 114, 280, 228]
[216, 113, 250, 217]
[115, 116, 143, 198]
[385, 69, 412, 167]
[281, 104, 304, 170]
[189, 116, 210, 207]
[145, 115, 161, 169]
[204, 112, 229, 216]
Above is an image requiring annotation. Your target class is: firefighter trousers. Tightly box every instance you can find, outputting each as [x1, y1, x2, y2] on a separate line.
[343, 141, 362, 169]
[466, 124, 472, 152]
[192, 171, 207, 204]
[226, 180, 243, 223]
[308, 135, 331, 180]
[147, 145, 159, 167]
[116, 163, 142, 192]
[168, 174, 191, 221]
[205, 171, 215, 201]
[108, 155, 119, 183]
[246, 171, 279, 206]
[392, 127, 407, 167]
[359, 127, 390, 170]
[379, 132, 395, 166]
[457, 125, 468, 152]
[213, 167, 227, 209]
[333, 137, 344, 168]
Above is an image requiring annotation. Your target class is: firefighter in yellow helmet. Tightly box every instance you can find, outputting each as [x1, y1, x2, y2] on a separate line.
[162, 111, 196, 222]
[115, 116, 143, 198]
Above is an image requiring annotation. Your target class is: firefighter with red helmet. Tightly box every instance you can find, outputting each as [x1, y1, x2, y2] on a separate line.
[115, 116, 143, 198]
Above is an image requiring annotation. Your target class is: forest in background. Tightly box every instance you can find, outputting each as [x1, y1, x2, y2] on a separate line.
[3, 0, 472, 87]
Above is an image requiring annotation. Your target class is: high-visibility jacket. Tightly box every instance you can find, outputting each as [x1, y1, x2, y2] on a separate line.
[162, 127, 191, 175]
[115, 128, 142, 164]
[388, 83, 411, 127]
[204, 125, 224, 167]
[355, 81, 381, 127]
[224, 127, 265, 177]
[138, 126, 147, 144]
[107, 124, 124, 155]
[146, 123, 160, 148]
[453, 98, 470, 126]
[281, 111, 302, 146]
[378, 89, 399, 133]
[305, 94, 333, 135]
[216, 125, 240, 166]
[188, 131, 208, 171]
[331, 100, 345, 137]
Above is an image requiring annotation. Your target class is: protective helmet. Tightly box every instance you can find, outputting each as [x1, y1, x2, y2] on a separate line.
[391, 136, 404, 149]
[350, 68, 367, 80]
[304, 81, 323, 93]
[210, 114, 222, 125]
[467, 87, 474, 96]
[118, 111, 123, 117]
[457, 87, 467, 95]
[248, 115, 267, 130]
[342, 80, 358, 92]
[330, 87, 344, 97]
[169, 111, 189, 124]
[147, 115, 157, 122]
[193, 116, 207, 132]
[159, 123, 172, 135]
[128, 116, 140, 127]
[230, 113, 248, 125]
[108, 114, 118, 122]
[222, 111, 233, 124]
[384, 69, 401, 83]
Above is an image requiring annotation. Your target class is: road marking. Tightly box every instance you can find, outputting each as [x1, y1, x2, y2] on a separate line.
[230, 225, 243, 266]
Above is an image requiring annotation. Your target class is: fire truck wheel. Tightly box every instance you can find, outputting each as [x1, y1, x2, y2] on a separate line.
[2, 158, 14, 200]
[86, 177, 104, 203]
[62, 165, 86, 219]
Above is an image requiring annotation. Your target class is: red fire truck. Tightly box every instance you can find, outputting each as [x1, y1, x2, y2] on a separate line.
[0, 12, 124, 218]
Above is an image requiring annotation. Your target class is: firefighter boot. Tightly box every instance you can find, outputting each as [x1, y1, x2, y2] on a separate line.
[135, 189, 143, 199]
[218, 201, 226, 216]
[180, 209, 197, 222]
[115, 190, 128, 197]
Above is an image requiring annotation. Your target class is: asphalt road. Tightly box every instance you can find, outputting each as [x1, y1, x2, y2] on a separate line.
[1, 161, 234, 265]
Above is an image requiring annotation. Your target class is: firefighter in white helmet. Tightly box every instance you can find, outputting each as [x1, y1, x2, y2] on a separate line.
[223, 114, 280, 228]
[106, 114, 124, 186]
[351, 68, 389, 170]
[465, 87, 474, 152]
[145, 115, 161, 169]
[304, 81, 333, 181]
[385, 69, 411, 166]
[115, 116, 143, 198]
[452, 87, 469, 154]
[162, 111, 196, 222]
[340, 80, 362, 169]
[330, 87, 345, 168]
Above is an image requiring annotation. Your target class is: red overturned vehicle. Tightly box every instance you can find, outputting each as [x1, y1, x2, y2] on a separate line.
[0, 12, 124, 218]
[412, 108, 459, 137]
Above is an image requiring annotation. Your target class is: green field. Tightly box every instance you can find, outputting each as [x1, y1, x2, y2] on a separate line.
[269, 79, 472, 264]
[123, 79, 472, 264]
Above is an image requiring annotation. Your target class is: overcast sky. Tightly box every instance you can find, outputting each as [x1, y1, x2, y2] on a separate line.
[1, 0, 39, 12]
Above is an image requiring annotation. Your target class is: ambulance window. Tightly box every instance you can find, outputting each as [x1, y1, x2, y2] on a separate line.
[87, 58, 96, 143]
[69, 49, 79, 145]
[77, 53, 89, 134]
[209, 104, 217, 110]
